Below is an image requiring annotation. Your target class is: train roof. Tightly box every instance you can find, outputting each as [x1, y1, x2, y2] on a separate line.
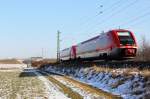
[61, 48, 70, 51]
[80, 35, 99, 44]
[78, 29, 132, 45]
[110, 29, 132, 32]
[79, 32, 108, 45]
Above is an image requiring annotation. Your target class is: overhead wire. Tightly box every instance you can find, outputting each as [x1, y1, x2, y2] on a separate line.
[120, 8, 150, 27]
[92, 0, 139, 32]
[78, 0, 123, 25]
[78, 0, 132, 34]
[82, 0, 139, 35]
[104, 4, 150, 30]
[74, 0, 123, 34]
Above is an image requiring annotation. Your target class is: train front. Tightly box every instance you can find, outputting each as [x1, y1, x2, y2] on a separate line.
[111, 29, 137, 59]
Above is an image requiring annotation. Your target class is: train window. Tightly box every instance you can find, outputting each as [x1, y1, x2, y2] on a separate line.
[117, 32, 135, 45]
[118, 32, 130, 36]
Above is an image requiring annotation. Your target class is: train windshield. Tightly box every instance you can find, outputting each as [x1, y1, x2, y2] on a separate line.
[117, 32, 135, 45]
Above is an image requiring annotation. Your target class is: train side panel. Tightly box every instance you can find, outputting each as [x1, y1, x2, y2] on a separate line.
[60, 48, 71, 61]
[76, 33, 114, 60]
[96, 32, 114, 58]
[76, 36, 99, 59]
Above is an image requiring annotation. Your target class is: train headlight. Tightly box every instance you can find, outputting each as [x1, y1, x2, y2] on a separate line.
[125, 49, 135, 55]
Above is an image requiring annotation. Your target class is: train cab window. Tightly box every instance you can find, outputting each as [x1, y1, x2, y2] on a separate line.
[117, 32, 135, 45]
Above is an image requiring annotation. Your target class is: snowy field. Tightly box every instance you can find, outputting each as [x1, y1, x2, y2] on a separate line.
[0, 68, 69, 99]
[0, 70, 48, 98]
[0, 64, 27, 69]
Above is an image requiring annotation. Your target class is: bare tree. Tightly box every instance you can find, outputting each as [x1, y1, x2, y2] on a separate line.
[136, 35, 150, 61]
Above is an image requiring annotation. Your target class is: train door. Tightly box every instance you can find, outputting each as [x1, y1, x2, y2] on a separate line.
[71, 46, 77, 59]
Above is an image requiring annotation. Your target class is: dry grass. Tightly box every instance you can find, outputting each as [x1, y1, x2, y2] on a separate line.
[0, 59, 21, 64]
[111, 80, 125, 89]
[141, 69, 150, 77]
[32, 59, 57, 67]
[92, 65, 113, 72]
[92, 65, 150, 77]
[42, 73, 83, 99]
[64, 76, 122, 99]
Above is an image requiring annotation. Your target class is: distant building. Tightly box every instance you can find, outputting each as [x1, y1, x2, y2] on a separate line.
[31, 57, 43, 62]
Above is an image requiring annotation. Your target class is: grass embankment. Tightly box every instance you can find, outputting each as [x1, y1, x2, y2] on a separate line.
[91, 65, 150, 77]
[51, 62, 150, 77]
[40, 72, 83, 99]
[63, 76, 122, 99]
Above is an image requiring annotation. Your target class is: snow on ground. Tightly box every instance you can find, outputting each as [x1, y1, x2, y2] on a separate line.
[0, 66, 70, 99]
[34, 71, 70, 99]
[0, 70, 48, 98]
[0, 64, 27, 69]
[41, 65, 150, 99]
[52, 75, 104, 99]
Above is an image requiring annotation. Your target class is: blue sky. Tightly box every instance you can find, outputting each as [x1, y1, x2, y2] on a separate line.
[0, 0, 150, 58]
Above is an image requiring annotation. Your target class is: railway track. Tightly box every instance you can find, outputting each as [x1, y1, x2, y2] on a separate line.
[88, 61, 150, 69]
[50, 60, 150, 69]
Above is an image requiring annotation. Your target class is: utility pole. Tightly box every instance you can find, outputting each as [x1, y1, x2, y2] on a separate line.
[42, 48, 44, 58]
[57, 31, 61, 62]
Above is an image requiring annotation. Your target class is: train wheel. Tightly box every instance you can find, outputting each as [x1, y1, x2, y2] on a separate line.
[103, 53, 107, 58]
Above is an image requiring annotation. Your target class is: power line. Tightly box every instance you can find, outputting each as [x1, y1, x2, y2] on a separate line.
[125, 13, 150, 27]
[68, 0, 131, 45]
[76, 0, 130, 34]
[120, 9, 150, 27]
[95, 0, 122, 17]
[75, 0, 123, 33]
[82, 0, 139, 35]
[98, 2, 150, 30]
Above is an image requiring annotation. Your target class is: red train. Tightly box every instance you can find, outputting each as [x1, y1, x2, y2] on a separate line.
[60, 29, 137, 61]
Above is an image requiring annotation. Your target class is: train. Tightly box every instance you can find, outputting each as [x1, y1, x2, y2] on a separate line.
[60, 29, 137, 61]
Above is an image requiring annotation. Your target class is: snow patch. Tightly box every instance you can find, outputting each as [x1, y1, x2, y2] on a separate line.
[52, 76, 104, 99]
[34, 71, 70, 99]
